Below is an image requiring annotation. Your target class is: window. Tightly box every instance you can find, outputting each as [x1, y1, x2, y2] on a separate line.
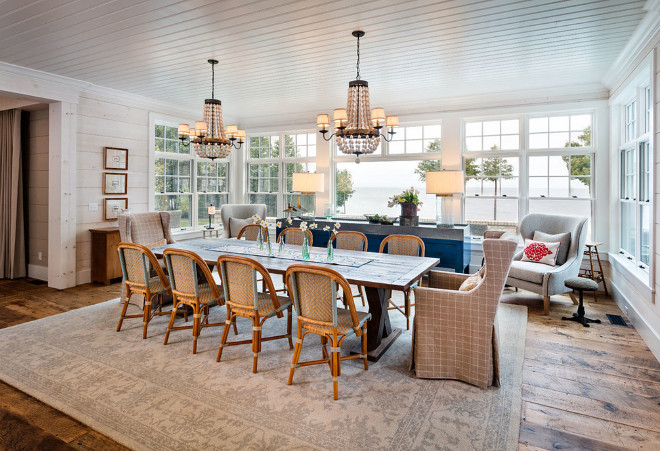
[465, 119, 519, 151]
[645, 87, 652, 133]
[389, 125, 441, 154]
[247, 132, 316, 218]
[464, 157, 519, 225]
[153, 123, 229, 230]
[529, 114, 591, 149]
[625, 100, 637, 143]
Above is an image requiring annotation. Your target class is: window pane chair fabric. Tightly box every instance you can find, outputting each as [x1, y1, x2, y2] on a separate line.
[236, 224, 269, 242]
[285, 265, 371, 400]
[163, 249, 230, 354]
[116, 243, 172, 339]
[379, 234, 426, 330]
[220, 204, 267, 238]
[411, 235, 518, 388]
[277, 227, 313, 246]
[331, 231, 368, 307]
[506, 213, 589, 314]
[216, 255, 293, 373]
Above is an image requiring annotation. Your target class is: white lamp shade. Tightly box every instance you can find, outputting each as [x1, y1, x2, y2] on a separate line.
[426, 170, 465, 194]
[226, 125, 238, 135]
[292, 172, 324, 193]
[178, 124, 190, 135]
[317, 114, 330, 126]
[236, 129, 246, 139]
[195, 121, 207, 134]
[333, 109, 348, 122]
[386, 115, 399, 127]
[208, 205, 216, 215]
[371, 108, 386, 121]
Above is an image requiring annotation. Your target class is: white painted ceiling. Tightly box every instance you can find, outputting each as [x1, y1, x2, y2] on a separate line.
[0, 0, 649, 127]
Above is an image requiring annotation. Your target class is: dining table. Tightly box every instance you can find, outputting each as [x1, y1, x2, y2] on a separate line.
[151, 238, 440, 361]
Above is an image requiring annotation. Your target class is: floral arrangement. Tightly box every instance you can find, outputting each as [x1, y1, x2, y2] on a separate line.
[251, 214, 272, 253]
[323, 222, 341, 261]
[387, 187, 423, 208]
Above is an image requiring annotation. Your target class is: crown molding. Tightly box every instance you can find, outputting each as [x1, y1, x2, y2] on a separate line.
[602, 0, 660, 90]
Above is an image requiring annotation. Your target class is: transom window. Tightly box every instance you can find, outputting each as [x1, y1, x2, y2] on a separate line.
[465, 119, 519, 151]
[389, 125, 442, 154]
[529, 114, 591, 149]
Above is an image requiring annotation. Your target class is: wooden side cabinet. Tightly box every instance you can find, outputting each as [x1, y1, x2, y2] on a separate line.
[90, 227, 122, 285]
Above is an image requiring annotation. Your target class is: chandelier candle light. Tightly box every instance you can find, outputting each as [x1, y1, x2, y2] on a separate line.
[178, 59, 245, 160]
[316, 31, 399, 163]
[426, 170, 465, 228]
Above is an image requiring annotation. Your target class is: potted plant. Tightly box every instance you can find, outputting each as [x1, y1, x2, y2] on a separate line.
[365, 214, 382, 224]
[380, 215, 395, 225]
[388, 187, 423, 226]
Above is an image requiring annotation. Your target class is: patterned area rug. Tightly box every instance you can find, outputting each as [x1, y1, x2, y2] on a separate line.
[0, 299, 526, 450]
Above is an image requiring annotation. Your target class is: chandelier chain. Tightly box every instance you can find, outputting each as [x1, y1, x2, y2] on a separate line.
[356, 33, 360, 80]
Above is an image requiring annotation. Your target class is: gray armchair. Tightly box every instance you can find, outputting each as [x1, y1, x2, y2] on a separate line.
[220, 204, 267, 238]
[507, 213, 588, 314]
[118, 212, 176, 246]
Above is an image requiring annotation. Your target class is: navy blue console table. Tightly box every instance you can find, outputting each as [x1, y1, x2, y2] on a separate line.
[276, 218, 470, 273]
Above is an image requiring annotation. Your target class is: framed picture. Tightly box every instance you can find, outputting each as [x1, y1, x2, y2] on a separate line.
[104, 198, 128, 220]
[103, 172, 127, 195]
[104, 147, 128, 170]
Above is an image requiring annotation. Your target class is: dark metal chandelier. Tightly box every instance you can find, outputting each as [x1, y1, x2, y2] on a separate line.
[316, 31, 399, 163]
[178, 59, 244, 160]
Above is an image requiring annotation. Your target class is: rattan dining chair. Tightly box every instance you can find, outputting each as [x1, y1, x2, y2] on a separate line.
[379, 234, 425, 330]
[236, 224, 269, 242]
[277, 227, 313, 246]
[116, 243, 173, 339]
[216, 255, 293, 373]
[331, 230, 368, 307]
[163, 249, 234, 354]
[285, 264, 371, 400]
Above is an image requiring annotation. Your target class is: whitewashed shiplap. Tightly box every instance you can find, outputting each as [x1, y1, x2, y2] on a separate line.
[26, 107, 49, 277]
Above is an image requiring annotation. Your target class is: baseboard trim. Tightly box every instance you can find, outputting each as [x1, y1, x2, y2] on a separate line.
[27, 264, 48, 281]
[76, 269, 91, 286]
[610, 280, 660, 364]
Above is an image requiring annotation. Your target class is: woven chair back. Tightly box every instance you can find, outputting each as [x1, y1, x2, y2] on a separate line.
[237, 224, 269, 242]
[278, 228, 313, 246]
[332, 230, 367, 251]
[286, 265, 359, 329]
[379, 234, 425, 257]
[117, 242, 167, 290]
[163, 249, 217, 300]
[217, 255, 281, 311]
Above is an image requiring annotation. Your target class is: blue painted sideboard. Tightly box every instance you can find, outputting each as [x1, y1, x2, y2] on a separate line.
[276, 218, 471, 273]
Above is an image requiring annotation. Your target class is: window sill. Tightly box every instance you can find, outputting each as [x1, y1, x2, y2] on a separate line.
[609, 252, 651, 288]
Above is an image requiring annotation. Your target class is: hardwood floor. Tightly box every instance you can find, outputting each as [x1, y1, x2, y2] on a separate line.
[0, 278, 659, 450]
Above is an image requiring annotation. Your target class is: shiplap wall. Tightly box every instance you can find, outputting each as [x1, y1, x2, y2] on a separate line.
[75, 94, 152, 284]
[26, 107, 49, 278]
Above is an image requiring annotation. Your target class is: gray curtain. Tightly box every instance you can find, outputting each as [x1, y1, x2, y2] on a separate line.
[0, 109, 26, 278]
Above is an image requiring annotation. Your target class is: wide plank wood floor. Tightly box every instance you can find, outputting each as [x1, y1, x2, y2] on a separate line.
[0, 278, 659, 450]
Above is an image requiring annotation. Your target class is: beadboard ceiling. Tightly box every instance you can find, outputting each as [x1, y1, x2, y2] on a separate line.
[0, 0, 649, 127]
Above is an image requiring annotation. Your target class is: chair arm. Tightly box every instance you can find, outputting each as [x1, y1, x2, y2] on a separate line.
[542, 254, 582, 296]
[483, 230, 505, 239]
[427, 270, 470, 291]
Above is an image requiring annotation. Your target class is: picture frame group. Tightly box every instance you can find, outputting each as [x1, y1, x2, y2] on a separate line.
[103, 147, 129, 220]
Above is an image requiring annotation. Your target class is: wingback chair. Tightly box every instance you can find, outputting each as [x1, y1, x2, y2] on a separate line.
[118, 212, 176, 246]
[411, 234, 517, 388]
[506, 213, 588, 315]
[220, 204, 267, 238]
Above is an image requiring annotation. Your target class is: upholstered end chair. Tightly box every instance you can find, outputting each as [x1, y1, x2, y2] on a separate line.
[220, 204, 267, 238]
[118, 212, 176, 246]
[411, 234, 517, 388]
[506, 213, 588, 315]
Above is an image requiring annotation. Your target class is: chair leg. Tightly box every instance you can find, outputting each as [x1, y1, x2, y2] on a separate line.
[163, 302, 179, 345]
[331, 333, 340, 400]
[404, 290, 411, 330]
[358, 285, 366, 307]
[362, 323, 368, 370]
[192, 305, 201, 355]
[142, 292, 152, 340]
[543, 296, 550, 315]
[287, 307, 293, 349]
[116, 297, 130, 332]
[288, 321, 304, 385]
[252, 317, 261, 373]
[216, 312, 234, 363]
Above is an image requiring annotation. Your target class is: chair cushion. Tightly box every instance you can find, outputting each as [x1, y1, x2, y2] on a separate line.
[303, 309, 371, 337]
[229, 217, 253, 238]
[508, 261, 547, 284]
[459, 273, 481, 291]
[521, 239, 560, 266]
[533, 231, 571, 265]
[145, 238, 167, 248]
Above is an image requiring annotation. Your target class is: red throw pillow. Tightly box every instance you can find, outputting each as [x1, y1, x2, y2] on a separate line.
[521, 239, 561, 266]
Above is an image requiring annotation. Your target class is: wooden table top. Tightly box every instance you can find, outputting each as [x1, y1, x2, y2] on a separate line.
[152, 238, 440, 292]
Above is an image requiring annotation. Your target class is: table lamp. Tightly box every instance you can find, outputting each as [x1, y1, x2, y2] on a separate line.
[292, 172, 324, 218]
[207, 204, 216, 229]
[426, 170, 464, 227]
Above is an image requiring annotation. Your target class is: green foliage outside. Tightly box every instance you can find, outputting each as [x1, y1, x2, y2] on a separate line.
[336, 169, 355, 213]
[563, 126, 591, 189]
[414, 139, 442, 181]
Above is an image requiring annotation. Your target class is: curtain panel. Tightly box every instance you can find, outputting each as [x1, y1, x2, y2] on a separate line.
[0, 109, 26, 278]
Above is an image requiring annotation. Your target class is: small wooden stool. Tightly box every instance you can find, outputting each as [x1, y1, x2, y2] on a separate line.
[579, 241, 608, 301]
[202, 228, 219, 239]
[563, 278, 600, 327]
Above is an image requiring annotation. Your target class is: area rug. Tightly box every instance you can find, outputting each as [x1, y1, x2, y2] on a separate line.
[0, 299, 527, 450]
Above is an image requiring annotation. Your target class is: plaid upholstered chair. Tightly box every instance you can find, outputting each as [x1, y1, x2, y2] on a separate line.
[163, 249, 232, 354]
[236, 224, 269, 242]
[410, 234, 517, 388]
[277, 227, 313, 246]
[379, 234, 425, 330]
[331, 230, 368, 306]
[116, 243, 173, 339]
[285, 265, 371, 400]
[118, 212, 176, 246]
[215, 255, 293, 373]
